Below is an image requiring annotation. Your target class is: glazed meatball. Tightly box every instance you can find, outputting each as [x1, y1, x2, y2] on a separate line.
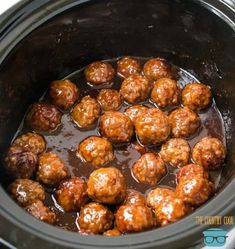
[8, 179, 45, 207]
[135, 108, 171, 145]
[37, 152, 69, 186]
[56, 177, 88, 212]
[115, 204, 155, 233]
[78, 136, 114, 167]
[124, 105, 148, 124]
[182, 82, 212, 111]
[103, 229, 121, 236]
[168, 107, 200, 138]
[85, 61, 115, 85]
[117, 57, 141, 78]
[143, 58, 172, 82]
[176, 164, 209, 183]
[26, 102, 61, 132]
[71, 96, 100, 128]
[87, 167, 126, 205]
[78, 202, 113, 234]
[26, 200, 56, 224]
[192, 137, 226, 170]
[124, 190, 146, 206]
[13, 132, 46, 155]
[151, 78, 181, 108]
[120, 75, 151, 104]
[4, 145, 37, 179]
[132, 153, 166, 186]
[146, 187, 175, 210]
[155, 196, 190, 226]
[131, 141, 148, 155]
[99, 111, 133, 143]
[97, 89, 122, 111]
[160, 138, 190, 167]
[49, 79, 79, 110]
[175, 177, 214, 206]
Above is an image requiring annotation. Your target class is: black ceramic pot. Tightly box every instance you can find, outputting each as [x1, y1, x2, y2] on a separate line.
[0, 1, 235, 248]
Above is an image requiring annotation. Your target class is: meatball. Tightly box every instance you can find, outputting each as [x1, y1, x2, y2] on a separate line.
[151, 78, 181, 108]
[87, 167, 126, 205]
[37, 152, 69, 186]
[124, 105, 148, 124]
[120, 75, 151, 104]
[97, 89, 122, 111]
[115, 204, 155, 233]
[56, 177, 88, 212]
[135, 108, 171, 145]
[154, 196, 190, 226]
[85, 61, 115, 85]
[124, 190, 146, 206]
[78, 136, 114, 167]
[131, 141, 148, 155]
[71, 96, 100, 128]
[143, 58, 172, 82]
[117, 57, 141, 78]
[176, 164, 209, 183]
[99, 111, 133, 143]
[192, 137, 226, 170]
[13, 132, 46, 155]
[49, 79, 79, 110]
[175, 177, 214, 206]
[8, 179, 45, 207]
[182, 82, 212, 112]
[78, 202, 113, 234]
[160, 138, 190, 167]
[26, 200, 56, 224]
[146, 187, 175, 210]
[104, 229, 121, 236]
[168, 107, 200, 138]
[4, 145, 37, 179]
[26, 102, 61, 132]
[132, 153, 166, 186]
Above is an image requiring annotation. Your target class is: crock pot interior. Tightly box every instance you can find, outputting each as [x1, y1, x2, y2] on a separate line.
[0, 0, 234, 248]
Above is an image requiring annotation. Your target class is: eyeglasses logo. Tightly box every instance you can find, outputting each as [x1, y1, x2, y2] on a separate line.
[203, 228, 228, 247]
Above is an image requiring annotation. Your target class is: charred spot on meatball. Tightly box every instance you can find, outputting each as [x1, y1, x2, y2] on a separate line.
[124, 105, 148, 124]
[124, 189, 146, 206]
[117, 57, 142, 78]
[97, 89, 122, 111]
[103, 229, 121, 236]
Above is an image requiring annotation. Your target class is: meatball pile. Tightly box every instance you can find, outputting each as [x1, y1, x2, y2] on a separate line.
[3, 57, 227, 236]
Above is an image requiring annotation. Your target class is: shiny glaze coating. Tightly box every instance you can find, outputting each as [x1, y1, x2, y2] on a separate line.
[124, 105, 148, 124]
[124, 189, 146, 206]
[117, 57, 141, 78]
[103, 229, 121, 236]
[97, 89, 122, 111]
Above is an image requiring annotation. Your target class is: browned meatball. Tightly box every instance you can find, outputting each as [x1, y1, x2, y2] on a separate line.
[49, 79, 79, 110]
[87, 167, 126, 205]
[78, 136, 114, 167]
[8, 179, 45, 207]
[131, 141, 148, 155]
[168, 107, 200, 138]
[151, 78, 181, 108]
[56, 177, 88, 212]
[192, 137, 226, 170]
[71, 96, 100, 128]
[132, 153, 166, 186]
[37, 152, 69, 186]
[154, 196, 190, 226]
[117, 57, 141, 78]
[124, 190, 146, 206]
[26, 200, 56, 224]
[175, 176, 214, 206]
[103, 229, 121, 236]
[146, 187, 175, 210]
[97, 89, 122, 111]
[78, 202, 113, 234]
[85, 61, 115, 85]
[160, 138, 190, 167]
[135, 108, 171, 145]
[120, 75, 151, 104]
[115, 204, 155, 233]
[182, 82, 212, 112]
[176, 164, 209, 183]
[143, 58, 172, 82]
[13, 132, 46, 155]
[99, 111, 133, 143]
[4, 145, 37, 179]
[124, 105, 148, 124]
[26, 102, 61, 132]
